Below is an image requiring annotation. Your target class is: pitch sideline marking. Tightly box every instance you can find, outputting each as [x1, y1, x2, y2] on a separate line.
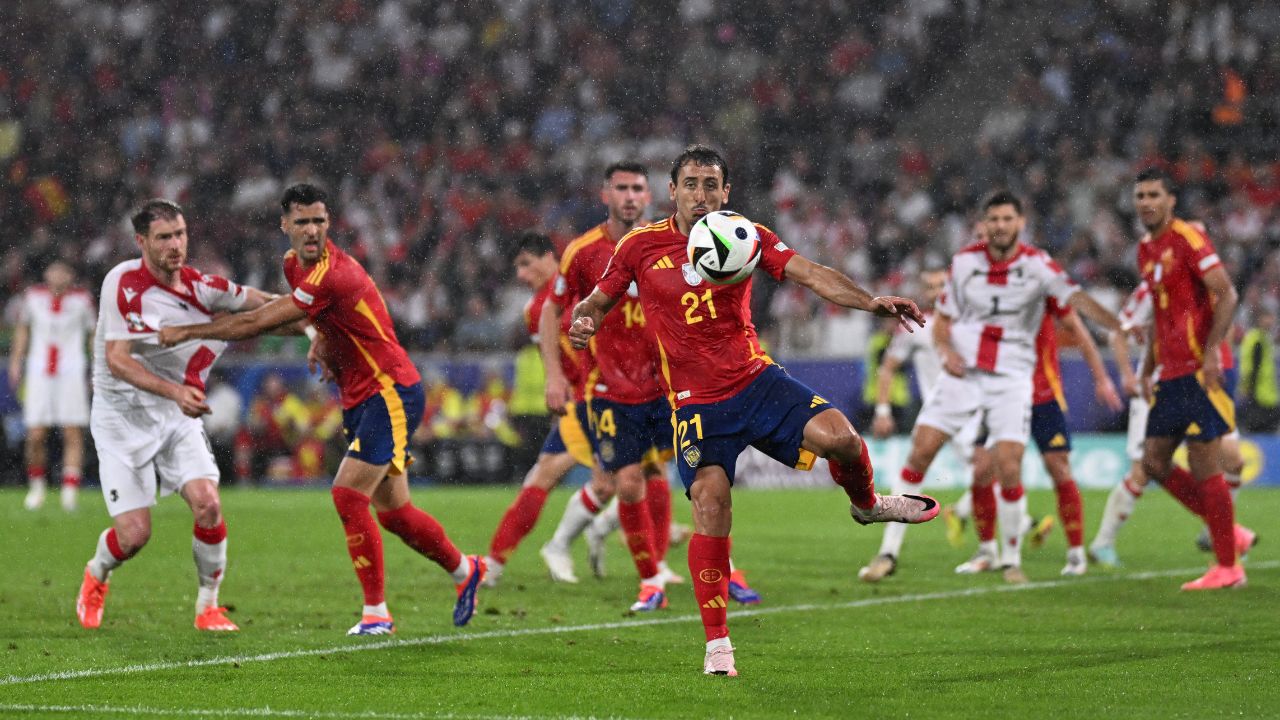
[2, 560, 1275, 689]
[0, 703, 623, 720]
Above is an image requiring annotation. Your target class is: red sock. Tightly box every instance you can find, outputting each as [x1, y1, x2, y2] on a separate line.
[646, 476, 672, 561]
[488, 486, 549, 563]
[1161, 467, 1205, 516]
[619, 500, 661, 579]
[688, 533, 730, 641]
[331, 486, 385, 606]
[61, 471, 81, 488]
[193, 519, 228, 544]
[579, 487, 601, 514]
[105, 527, 137, 560]
[972, 483, 996, 542]
[27, 465, 45, 481]
[377, 503, 463, 573]
[830, 436, 876, 509]
[1198, 473, 1237, 567]
[1000, 484, 1024, 502]
[1054, 479, 1084, 547]
[901, 467, 924, 485]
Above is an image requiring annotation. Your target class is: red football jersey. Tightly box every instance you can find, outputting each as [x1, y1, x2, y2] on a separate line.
[285, 239, 420, 408]
[1031, 298, 1072, 407]
[558, 223, 661, 404]
[596, 216, 796, 408]
[1137, 219, 1226, 381]
[523, 282, 553, 340]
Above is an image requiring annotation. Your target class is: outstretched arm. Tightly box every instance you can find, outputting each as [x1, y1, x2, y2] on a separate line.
[539, 294, 572, 415]
[7, 322, 28, 390]
[104, 339, 209, 417]
[1066, 290, 1121, 333]
[158, 295, 308, 346]
[783, 254, 924, 332]
[1108, 326, 1139, 398]
[1060, 310, 1122, 411]
[568, 289, 620, 350]
[1199, 266, 1239, 387]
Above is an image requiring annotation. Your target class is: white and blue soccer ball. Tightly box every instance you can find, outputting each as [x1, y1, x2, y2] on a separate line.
[686, 210, 762, 285]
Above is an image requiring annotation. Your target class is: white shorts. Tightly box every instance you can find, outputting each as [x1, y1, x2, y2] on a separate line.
[1126, 396, 1149, 462]
[22, 374, 89, 427]
[91, 402, 219, 517]
[916, 370, 1032, 446]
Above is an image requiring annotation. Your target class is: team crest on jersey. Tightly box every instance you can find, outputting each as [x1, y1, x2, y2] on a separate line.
[125, 311, 148, 332]
[683, 445, 702, 467]
[681, 263, 703, 286]
[599, 440, 616, 463]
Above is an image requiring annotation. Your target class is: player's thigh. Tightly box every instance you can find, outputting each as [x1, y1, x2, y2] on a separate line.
[178, 478, 223, 525]
[671, 399, 749, 493]
[334, 454, 393, 495]
[1141, 435, 1181, 478]
[1125, 396, 1150, 464]
[688, 465, 733, 535]
[979, 373, 1033, 446]
[154, 418, 220, 497]
[1184, 437, 1224, 480]
[915, 371, 982, 440]
[343, 384, 424, 479]
[524, 451, 577, 490]
[97, 450, 161, 518]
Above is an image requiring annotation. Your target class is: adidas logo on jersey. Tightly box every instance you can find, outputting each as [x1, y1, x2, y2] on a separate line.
[651, 256, 676, 270]
[702, 596, 727, 609]
[810, 395, 829, 409]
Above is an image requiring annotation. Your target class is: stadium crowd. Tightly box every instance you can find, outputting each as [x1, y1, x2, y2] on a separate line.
[2, 0, 1280, 478]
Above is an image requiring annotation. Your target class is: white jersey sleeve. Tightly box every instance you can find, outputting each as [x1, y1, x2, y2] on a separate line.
[885, 318, 942, 398]
[192, 273, 249, 314]
[1027, 250, 1079, 308]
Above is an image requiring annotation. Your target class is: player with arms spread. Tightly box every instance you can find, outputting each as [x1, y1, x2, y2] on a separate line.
[76, 200, 281, 631]
[160, 184, 486, 633]
[569, 145, 937, 677]
[1131, 168, 1252, 590]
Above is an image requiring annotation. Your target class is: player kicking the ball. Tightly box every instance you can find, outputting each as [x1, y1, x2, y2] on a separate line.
[160, 184, 485, 633]
[569, 145, 937, 677]
[77, 199, 284, 631]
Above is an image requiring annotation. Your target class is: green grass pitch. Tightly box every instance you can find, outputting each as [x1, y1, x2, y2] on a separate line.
[0, 484, 1275, 719]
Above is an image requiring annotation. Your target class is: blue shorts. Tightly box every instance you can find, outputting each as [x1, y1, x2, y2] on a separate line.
[672, 365, 827, 491]
[539, 401, 595, 466]
[1031, 401, 1072, 454]
[1224, 366, 1238, 398]
[590, 397, 671, 471]
[1146, 372, 1236, 443]
[343, 383, 424, 476]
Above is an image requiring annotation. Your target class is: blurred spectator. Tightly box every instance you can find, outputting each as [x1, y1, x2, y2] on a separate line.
[1239, 308, 1280, 433]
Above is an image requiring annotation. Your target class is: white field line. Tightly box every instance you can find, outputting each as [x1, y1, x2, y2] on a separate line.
[2, 560, 1274, 689]
[0, 704, 627, 720]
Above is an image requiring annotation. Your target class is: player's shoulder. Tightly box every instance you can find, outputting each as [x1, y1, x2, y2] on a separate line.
[104, 259, 153, 291]
[1169, 218, 1211, 251]
[615, 217, 674, 254]
[561, 225, 611, 271]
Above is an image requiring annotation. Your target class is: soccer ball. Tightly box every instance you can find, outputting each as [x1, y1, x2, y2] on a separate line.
[686, 210, 762, 285]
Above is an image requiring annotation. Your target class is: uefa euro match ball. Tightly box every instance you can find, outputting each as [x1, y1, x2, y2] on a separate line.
[687, 210, 762, 285]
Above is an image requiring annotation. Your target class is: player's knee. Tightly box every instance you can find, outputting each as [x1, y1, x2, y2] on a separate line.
[188, 492, 222, 528]
[1141, 456, 1170, 481]
[616, 467, 646, 502]
[116, 520, 151, 554]
[822, 424, 861, 463]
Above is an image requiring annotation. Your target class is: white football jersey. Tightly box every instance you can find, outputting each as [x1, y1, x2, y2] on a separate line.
[936, 243, 1078, 378]
[18, 285, 95, 381]
[885, 309, 942, 397]
[92, 259, 248, 411]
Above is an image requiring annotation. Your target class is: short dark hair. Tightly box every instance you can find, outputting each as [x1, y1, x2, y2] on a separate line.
[1135, 166, 1177, 195]
[280, 183, 329, 214]
[981, 190, 1023, 215]
[670, 144, 729, 187]
[131, 199, 184, 236]
[605, 160, 649, 181]
[512, 231, 555, 261]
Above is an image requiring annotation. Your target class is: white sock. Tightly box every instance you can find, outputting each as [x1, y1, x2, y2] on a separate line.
[192, 530, 228, 614]
[877, 470, 917, 558]
[1228, 483, 1240, 501]
[362, 602, 389, 618]
[589, 497, 621, 537]
[706, 636, 732, 652]
[642, 572, 665, 588]
[997, 490, 1027, 568]
[953, 488, 973, 521]
[1066, 546, 1086, 565]
[1091, 481, 1139, 549]
[88, 529, 124, 582]
[449, 556, 471, 583]
[549, 487, 601, 548]
[977, 539, 998, 559]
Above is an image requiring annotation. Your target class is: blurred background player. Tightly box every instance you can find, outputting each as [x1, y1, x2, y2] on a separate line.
[481, 231, 602, 586]
[894, 191, 1119, 585]
[860, 266, 982, 582]
[959, 298, 1122, 577]
[10, 260, 95, 511]
[160, 184, 486, 633]
[77, 199, 280, 632]
[1130, 168, 1253, 590]
[570, 145, 935, 677]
